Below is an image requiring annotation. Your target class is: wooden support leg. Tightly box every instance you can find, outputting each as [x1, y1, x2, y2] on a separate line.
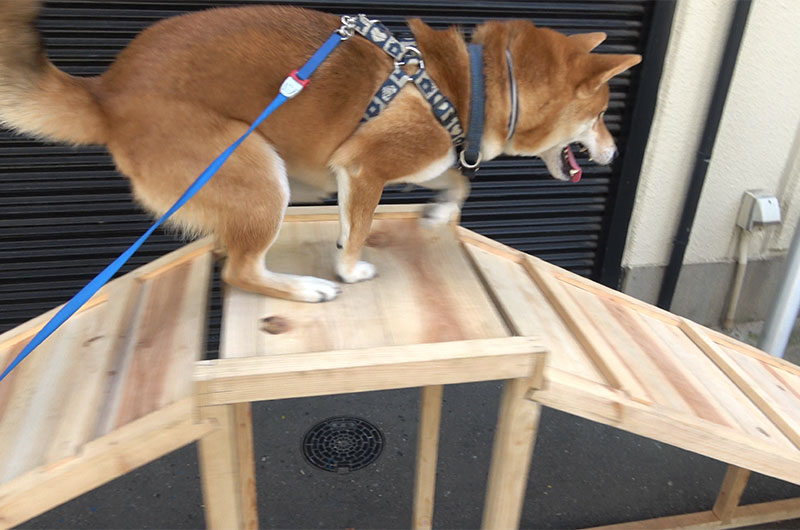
[197, 403, 258, 530]
[482, 378, 541, 530]
[412, 385, 444, 530]
[712, 465, 751, 523]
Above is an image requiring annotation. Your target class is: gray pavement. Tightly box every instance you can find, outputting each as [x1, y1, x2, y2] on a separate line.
[20, 321, 800, 529]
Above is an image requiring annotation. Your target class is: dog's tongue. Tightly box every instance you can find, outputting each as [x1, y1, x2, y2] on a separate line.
[566, 145, 582, 183]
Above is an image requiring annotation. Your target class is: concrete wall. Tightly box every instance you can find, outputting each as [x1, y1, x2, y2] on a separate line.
[621, 0, 800, 325]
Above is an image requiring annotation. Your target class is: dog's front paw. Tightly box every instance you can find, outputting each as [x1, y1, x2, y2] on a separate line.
[292, 276, 342, 302]
[336, 260, 377, 283]
[421, 202, 460, 226]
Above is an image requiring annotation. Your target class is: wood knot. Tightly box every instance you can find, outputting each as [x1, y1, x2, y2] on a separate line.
[260, 316, 290, 335]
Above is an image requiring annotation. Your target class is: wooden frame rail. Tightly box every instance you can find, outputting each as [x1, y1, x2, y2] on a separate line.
[192, 336, 547, 529]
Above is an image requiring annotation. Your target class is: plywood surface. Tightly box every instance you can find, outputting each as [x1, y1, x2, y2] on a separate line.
[0, 238, 215, 520]
[459, 227, 800, 486]
[220, 212, 510, 359]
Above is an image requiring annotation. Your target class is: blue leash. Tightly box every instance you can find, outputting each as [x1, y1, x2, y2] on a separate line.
[0, 24, 354, 383]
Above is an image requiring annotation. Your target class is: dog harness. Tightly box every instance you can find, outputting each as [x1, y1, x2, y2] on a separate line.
[352, 15, 520, 175]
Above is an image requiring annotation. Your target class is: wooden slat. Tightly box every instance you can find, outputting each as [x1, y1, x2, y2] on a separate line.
[462, 243, 604, 383]
[532, 368, 800, 486]
[522, 256, 651, 403]
[681, 320, 800, 449]
[412, 385, 443, 530]
[706, 328, 800, 378]
[42, 278, 140, 465]
[589, 496, 800, 529]
[197, 337, 545, 405]
[0, 310, 89, 483]
[0, 398, 213, 529]
[648, 320, 792, 447]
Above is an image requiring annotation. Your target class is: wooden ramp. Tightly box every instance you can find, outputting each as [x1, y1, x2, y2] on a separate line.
[1, 204, 800, 528]
[0, 240, 217, 528]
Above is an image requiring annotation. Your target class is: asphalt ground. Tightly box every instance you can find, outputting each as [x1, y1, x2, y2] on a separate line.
[21, 375, 800, 529]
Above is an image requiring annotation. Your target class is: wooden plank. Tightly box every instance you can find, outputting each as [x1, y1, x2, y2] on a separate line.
[221, 219, 509, 359]
[588, 496, 800, 529]
[198, 337, 545, 405]
[0, 310, 86, 483]
[0, 292, 109, 355]
[706, 328, 800, 378]
[649, 321, 792, 447]
[44, 278, 141, 465]
[521, 256, 651, 403]
[532, 368, 800, 486]
[681, 320, 800, 449]
[726, 349, 800, 427]
[412, 385, 443, 530]
[283, 203, 426, 223]
[156, 252, 214, 407]
[712, 466, 751, 522]
[532, 254, 682, 327]
[462, 243, 605, 383]
[457, 226, 524, 262]
[482, 378, 542, 530]
[0, 398, 212, 529]
[197, 404, 258, 530]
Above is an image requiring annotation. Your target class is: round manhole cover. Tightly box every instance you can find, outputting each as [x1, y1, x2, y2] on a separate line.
[302, 417, 384, 473]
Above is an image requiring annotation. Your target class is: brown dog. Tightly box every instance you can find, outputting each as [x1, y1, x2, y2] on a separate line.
[0, 3, 640, 302]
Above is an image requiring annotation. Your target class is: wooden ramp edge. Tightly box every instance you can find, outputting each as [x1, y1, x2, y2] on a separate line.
[0, 238, 216, 528]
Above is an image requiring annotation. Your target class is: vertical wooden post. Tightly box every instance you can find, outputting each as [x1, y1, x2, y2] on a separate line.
[482, 378, 541, 530]
[412, 385, 444, 530]
[712, 465, 751, 523]
[198, 403, 259, 530]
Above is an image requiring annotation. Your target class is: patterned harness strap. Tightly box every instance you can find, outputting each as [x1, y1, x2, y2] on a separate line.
[353, 15, 465, 147]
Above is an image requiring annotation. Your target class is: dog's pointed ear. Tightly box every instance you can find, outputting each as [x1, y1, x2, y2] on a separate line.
[569, 32, 606, 52]
[577, 54, 641, 97]
[407, 18, 434, 37]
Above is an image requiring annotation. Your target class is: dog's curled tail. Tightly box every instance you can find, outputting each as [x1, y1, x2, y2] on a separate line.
[0, 1, 106, 145]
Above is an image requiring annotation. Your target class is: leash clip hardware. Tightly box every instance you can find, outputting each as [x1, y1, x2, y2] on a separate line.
[459, 149, 482, 170]
[280, 70, 309, 98]
[395, 46, 424, 70]
[337, 15, 357, 40]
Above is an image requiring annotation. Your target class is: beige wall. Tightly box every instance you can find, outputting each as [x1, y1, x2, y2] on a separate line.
[623, 0, 800, 273]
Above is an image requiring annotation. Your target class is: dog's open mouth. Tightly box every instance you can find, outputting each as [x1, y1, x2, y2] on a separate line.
[561, 145, 582, 183]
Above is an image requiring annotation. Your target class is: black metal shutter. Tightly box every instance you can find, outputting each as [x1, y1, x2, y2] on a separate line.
[0, 0, 653, 338]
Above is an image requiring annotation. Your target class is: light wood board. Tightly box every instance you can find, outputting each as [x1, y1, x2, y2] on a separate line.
[0, 239, 215, 526]
[459, 228, 800, 487]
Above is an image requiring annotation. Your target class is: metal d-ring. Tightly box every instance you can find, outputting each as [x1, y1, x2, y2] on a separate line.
[459, 149, 482, 170]
[395, 46, 425, 70]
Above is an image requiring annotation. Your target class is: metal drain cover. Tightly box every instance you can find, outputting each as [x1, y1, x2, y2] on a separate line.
[302, 417, 384, 473]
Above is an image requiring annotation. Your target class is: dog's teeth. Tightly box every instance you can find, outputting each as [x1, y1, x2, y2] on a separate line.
[569, 169, 579, 176]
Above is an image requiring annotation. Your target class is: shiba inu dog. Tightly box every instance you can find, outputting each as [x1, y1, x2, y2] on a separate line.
[0, 3, 640, 302]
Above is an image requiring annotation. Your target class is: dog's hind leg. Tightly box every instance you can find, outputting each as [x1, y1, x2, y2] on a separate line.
[215, 140, 341, 302]
[420, 169, 470, 226]
[110, 114, 340, 302]
[332, 165, 383, 283]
